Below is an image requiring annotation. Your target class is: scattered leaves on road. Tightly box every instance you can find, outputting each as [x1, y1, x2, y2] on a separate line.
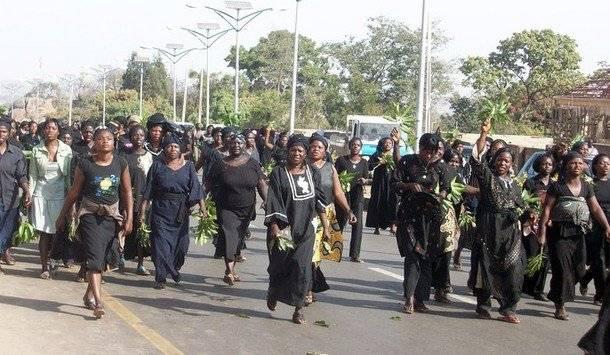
[313, 320, 334, 328]
[390, 316, 402, 321]
[234, 313, 251, 319]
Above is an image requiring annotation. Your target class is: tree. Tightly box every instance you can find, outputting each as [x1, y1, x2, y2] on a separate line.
[327, 16, 453, 116]
[122, 52, 171, 100]
[460, 29, 584, 122]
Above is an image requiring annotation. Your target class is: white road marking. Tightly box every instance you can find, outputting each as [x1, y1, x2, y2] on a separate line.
[368, 266, 477, 305]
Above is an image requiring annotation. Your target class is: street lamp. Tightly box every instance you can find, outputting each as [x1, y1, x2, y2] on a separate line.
[141, 44, 200, 121]
[182, 23, 230, 126]
[134, 55, 150, 118]
[206, 1, 272, 114]
[92, 65, 119, 127]
[1, 82, 23, 121]
[289, 0, 303, 135]
[414, 0, 431, 151]
[60, 75, 80, 126]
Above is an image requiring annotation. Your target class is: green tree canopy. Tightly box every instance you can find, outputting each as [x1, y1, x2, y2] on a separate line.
[122, 52, 170, 100]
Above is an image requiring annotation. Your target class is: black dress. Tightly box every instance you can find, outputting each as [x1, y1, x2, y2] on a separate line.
[581, 178, 610, 302]
[467, 155, 525, 316]
[122, 150, 153, 260]
[578, 274, 610, 354]
[392, 154, 449, 302]
[546, 181, 592, 306]
[265, 165, 327, 307]
[366, 152, 396, 230]
[335, 155, 369, 259]
[521, 174, 551, 298]
[208, 157, 264, 261]
[143, 160, 203, 283]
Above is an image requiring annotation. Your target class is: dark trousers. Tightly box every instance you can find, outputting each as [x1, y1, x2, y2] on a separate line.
[337, 199, 364, 259]
[432, 251, 451, 291]
[403, 249, 433, 302]
[580, 230, 607, 301]
[548, 234, 586, 307]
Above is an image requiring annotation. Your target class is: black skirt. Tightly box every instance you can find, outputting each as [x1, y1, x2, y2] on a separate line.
[80, 214, 118, 271]
[547, 223, 586, 305]
[219, 205, 254, 261]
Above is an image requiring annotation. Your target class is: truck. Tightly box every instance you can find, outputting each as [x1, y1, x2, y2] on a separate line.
[347, 115, 412, 157]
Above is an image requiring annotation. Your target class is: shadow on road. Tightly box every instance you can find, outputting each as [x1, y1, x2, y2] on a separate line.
[0, 294, 91, 320]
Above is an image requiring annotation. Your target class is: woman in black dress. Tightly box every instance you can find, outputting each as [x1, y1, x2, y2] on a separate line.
[265, 135, 331, 324]
[56, 128, 133, 319]
[366, 136, 401, 235]
[539, 152, 610, 320]
[468, 120, 526, 324]
[140, 133, 205, 289]
[521, 152, 554, 302]
[122, 126, 154, 275]
[392, 133, 450, 313]
[335, 137, 370, 262]
[580, 153, 610, 304]
[207, 135, 267, 285]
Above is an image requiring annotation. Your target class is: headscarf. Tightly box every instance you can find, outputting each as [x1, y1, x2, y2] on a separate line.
[221, 127, 235, 138]
[232, 134, 246, 145]
[162, 132, 182, 150]
[0, 120, 11, 130]
[309, 133, 328, 150]
[287, 134, 308, 151]
[146, 113, 167, 130]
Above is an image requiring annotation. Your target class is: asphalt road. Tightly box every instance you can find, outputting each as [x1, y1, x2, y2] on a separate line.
[0, 208, 601, 355]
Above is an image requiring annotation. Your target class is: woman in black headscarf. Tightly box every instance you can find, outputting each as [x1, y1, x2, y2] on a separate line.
[366, 132, 401, 234]
[140, 132, 205, 289]
[265, 134, 330, 324]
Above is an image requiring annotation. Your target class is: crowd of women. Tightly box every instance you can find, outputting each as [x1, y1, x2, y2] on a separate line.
[0, 113, 608, 352]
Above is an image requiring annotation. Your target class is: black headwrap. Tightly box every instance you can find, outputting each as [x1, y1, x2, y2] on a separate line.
[0, 120, 11, 130]
[232, 134, 246, 144]
[309, 133, 328, 150]
[287, 134, 308, 151]
[146, 113, 167, 130]
[221, 127, 235, 138]
[162, 132, 182, 150]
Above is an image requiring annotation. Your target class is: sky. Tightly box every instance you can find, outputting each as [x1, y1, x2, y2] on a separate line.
[0, 0, 608, 97]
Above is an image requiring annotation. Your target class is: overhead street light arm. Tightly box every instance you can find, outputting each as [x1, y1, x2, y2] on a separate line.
[181, 27, 231, 49]
[205, 7, 239, 29]
[237, 8, 273, 29]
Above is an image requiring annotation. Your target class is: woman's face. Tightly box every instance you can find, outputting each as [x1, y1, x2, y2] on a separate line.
[130, 128, 146, 148]
[81, 125, 94, 144]
[246, 134, 256, 148]
[566, 157, 585, 177]
[539, 157, 554, 176]
[309, 140, 326, 161]
[229, 139, 244, 157]
[418, 147, 436, 164]
[213, 131, 222, 145]
[0, 126, 8, 145]
[43, 122, 59, 141]
[437, 142, 445, 159]
[149, 125, 163, 144]
[349, 140, 362, 156]
[382, 139, 393, 152]
[279, 135, 289, 148]
[94, 131, 115, 153]
[288, 145, 306, 166]
[448, 155, 461, 168]
[494, 152, 513, 176]
[594, 156, 610, 178]
[164, 143, 181, 160]
[61, 133, 73, 146]
[578, 143, 590, 157]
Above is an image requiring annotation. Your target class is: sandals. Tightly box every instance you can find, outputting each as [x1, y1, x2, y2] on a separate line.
[292, 308, 305, 324]
[554, 307, 569, 321]
[83, 295, 96, 310]
[402, 302, 414, 314]
[93, 305, 105, 319]
[476, 309, 492, 320]
[223, 273, 235, 286]
[413, 302, 429, 313]
[498, 314, 521, 324]
[434, 291, 451, 304]
[136, 265, 151, 276]
[153, 282, 166, 290]
[266, 293, 277, 311]
[40, 270, 51, 280]
[232, 274, 241, 282]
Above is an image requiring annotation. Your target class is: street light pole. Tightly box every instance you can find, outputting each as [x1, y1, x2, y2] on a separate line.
[134, 56, 149, 119]
[182, 69, 189, 122]
[92, 65, 118, 127]
[141, 45, 200, 121]
[414, 0, 429, 152]
[206, 1, 272, 114]
[182, 23, 230, 125]
[289, 0, 302, 135]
